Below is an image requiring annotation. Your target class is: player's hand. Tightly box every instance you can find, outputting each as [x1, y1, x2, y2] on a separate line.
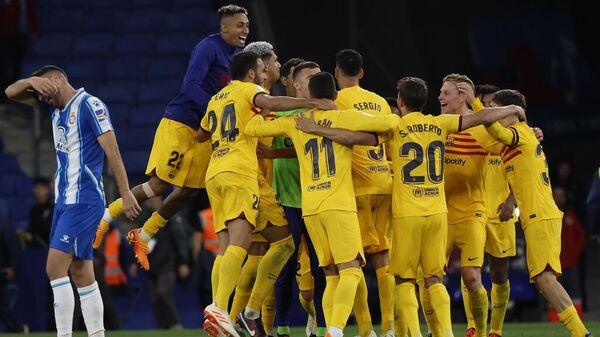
[178, 264, 190, 279]
[532, 127, 544, 141]
[28, 76, 58, 97]
[256, 142, 274, 159]
[509, 105, 527, 122]
[497, 195, 516, 222]
[295, 110, 319, 133]
[260, 108, 272, 118]
[312, 99, 337, 111]
[122, 191, 141, 220]
[457, 82, 476, 106]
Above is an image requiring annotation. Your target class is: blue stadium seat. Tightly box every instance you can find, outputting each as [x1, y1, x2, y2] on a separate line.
[116, 128, 156, 151]
[63, 59, 105, 82]
[9, 197, 33, 223]
[96, 81, 138, 105]
[129, 104, 165, 126]
[0, 154, 21, 174]
[73, 35, 114, 56]
[91, 0, 130, 10]
[123, 10, 165, 33]
[80, 11, 124, 34]
[0, 176, 16, 197]
[40, 11, 82, 33]
[138, 80, 179, 104]
[166, 10, 214, 33]
[107, 104, 130, 128]
[114, 34, 155, 56]
[0, 198, 9, 219]
[170, 0, 214, 9]
[30, 34, 73, 56]
[15, 176, 33, 197]
[130, 0, 166, 9]
[146, 57, 187, 79]
[21, 58, 66, 78]
[156, 34, 200, 54]
[121, 150, 151, 174]
[106, 58, 146, 80]
[51, 0, 85, 10]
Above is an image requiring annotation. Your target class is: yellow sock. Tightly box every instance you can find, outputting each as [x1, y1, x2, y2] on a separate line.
[215, 245, 247, 311]
[211, 255, 222, 301]
[468, 286, 488, 337]
[376, 266, 395, 333]
[428, 283, 454, 337]
[461, 277, 475, 330]
[141, 211, 167, 237]
[324, 275, 340, 327]
[230, 255, 261, 320]
[490, 281, 510, 335]
[558, 305, 588, 337]
[247, 236, 294, 311]
[419, 282, 443, 337]
[396, 283, 422, 337]
[262, 289, 276, 335]
[394, 292, 407, 337]
[108, 198, 124, 219]
[299, 293, 316, 318]
[331, 267, 363, 330]
[353, 272, 373, 337]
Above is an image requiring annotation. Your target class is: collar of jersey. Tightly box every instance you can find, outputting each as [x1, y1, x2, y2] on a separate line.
[60, 88, 85, 113]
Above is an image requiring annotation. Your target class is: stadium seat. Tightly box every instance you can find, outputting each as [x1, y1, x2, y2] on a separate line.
[138, 80, 180, 104]
[80, 11, 124, 34]
[63, 59, 105, 82]
[129, 104, 165, 126]
[0, 154, 22, 174]
[156, 33, 201, 54]
[73, 35, 114, 56]
[0, 176, 16, 197]
[39, 11, 82, 33]
[20, 57, 67, 78]
[165, 10, 215, 33]
[106, 58, 146, 80]
[114, 34, 155, 56]
[30, 34, 73, 56]
[91, 0, 130, 10]
[51, 0, 85, 10]
[15, 176, 33, 197]
[0, 198, 9, 219]
[170, 0, 214, 9]
[121, 150, 150, 174]
[130, 0, 166, 9]
[146, 56, 187, 79]
[122, 10, 165, 33]
[107, 104, 130, 128]
[116, 128, 156, 151]
[96, 81, 138, 105]
[9, 197, 33, 223]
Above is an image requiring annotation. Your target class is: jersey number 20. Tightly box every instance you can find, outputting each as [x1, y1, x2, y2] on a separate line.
[400, 141, 444, 184]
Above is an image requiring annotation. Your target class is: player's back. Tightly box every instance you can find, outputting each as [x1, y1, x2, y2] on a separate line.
[201, 80, 267, 181]
[336, 86, 392, 195]
[388, 111, 460, 218]
[444, 125, 489, 224]
[498, 122, 562, 226]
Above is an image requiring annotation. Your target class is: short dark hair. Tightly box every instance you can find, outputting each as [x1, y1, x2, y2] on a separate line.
[385, 97, 398, 109]
[217, 4, 248, 22]
[397, 77, 428, 112]
[292, 61, 320, 80]
[308, 72, 336, 100]
[280, 58, 304, 78]
[230, 51, 260, 80]
[475, 84, 500, 97]
[31, 65, 68, 80]
[335, 49, 363, 77]
[33, 176, 50, 186]
[492, 89, 527, 110]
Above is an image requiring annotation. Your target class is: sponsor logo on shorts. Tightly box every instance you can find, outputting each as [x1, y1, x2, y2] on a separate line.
[502, 248, 511, 253]
[60, 234, 70, 244]
[467, 256, 478, 261]
[505, 165, 515, 173]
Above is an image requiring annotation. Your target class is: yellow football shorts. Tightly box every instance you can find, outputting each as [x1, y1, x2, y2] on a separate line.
[389, 213, 447, 279]
[296, 236, 314, 292]
[485, 220, 517, 258]
[145, 118, 211, 188]
[256, 173, 287, 232]
[524, 218, 562, 282]
[446, 218, 486, 268]
[205, 172, 259, 233]
[356, 194, 392, 254]
[304, 210, 365, 267]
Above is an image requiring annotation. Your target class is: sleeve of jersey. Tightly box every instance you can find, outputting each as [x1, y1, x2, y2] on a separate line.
[85, 96, 113, 137]
[438, 114, 461, 134]
[485, 122, 519, 146]
[474, 127, 503, 155]
[245, 114, 288, 137]
[470, 98, 485, 112]
[246, 83, 268, 110]
[335, 110, 400, 132]
[199, 105, 210, 132]
[181, 42, 216, 113]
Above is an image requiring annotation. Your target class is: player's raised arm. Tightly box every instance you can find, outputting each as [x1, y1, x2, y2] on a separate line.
[294, 111, 379, 146]
[5, 76, 58, 107]
[245, 114, 290, 138]
[254, 93, 337, 112]
[460, 104, 525, 131]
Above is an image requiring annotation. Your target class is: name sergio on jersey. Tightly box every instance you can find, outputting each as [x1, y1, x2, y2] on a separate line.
[398, 124, 443, 137]
[353, 101, 382, 112]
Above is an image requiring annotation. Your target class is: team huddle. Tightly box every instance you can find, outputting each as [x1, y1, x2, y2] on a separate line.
[4, 4, 592, 337]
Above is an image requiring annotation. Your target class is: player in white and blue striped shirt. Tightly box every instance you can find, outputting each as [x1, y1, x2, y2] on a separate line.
[5, 65, 140, 337]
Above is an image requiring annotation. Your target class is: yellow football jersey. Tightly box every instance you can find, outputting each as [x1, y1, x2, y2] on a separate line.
[484, 154, 514, 223]
[444, 125, 489, 225]
[336, 86, 393, 196]
[483, 122, 563, 227]
[200, 80, 268, 181]
[245, 109, 400, 216]
[387, 112, 461, 218]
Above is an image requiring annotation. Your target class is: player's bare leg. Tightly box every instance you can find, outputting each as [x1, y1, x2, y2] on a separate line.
[462, 266, 487, 337]
[488, 256, 510, 337]
[94, 175, 170, 248]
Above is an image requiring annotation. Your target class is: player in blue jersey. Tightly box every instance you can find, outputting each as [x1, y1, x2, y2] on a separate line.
[5, 65, 140, 337]
[94, 4, 250, 270]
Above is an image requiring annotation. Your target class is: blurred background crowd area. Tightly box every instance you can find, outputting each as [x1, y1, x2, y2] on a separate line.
[0, 0, 598, 332]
